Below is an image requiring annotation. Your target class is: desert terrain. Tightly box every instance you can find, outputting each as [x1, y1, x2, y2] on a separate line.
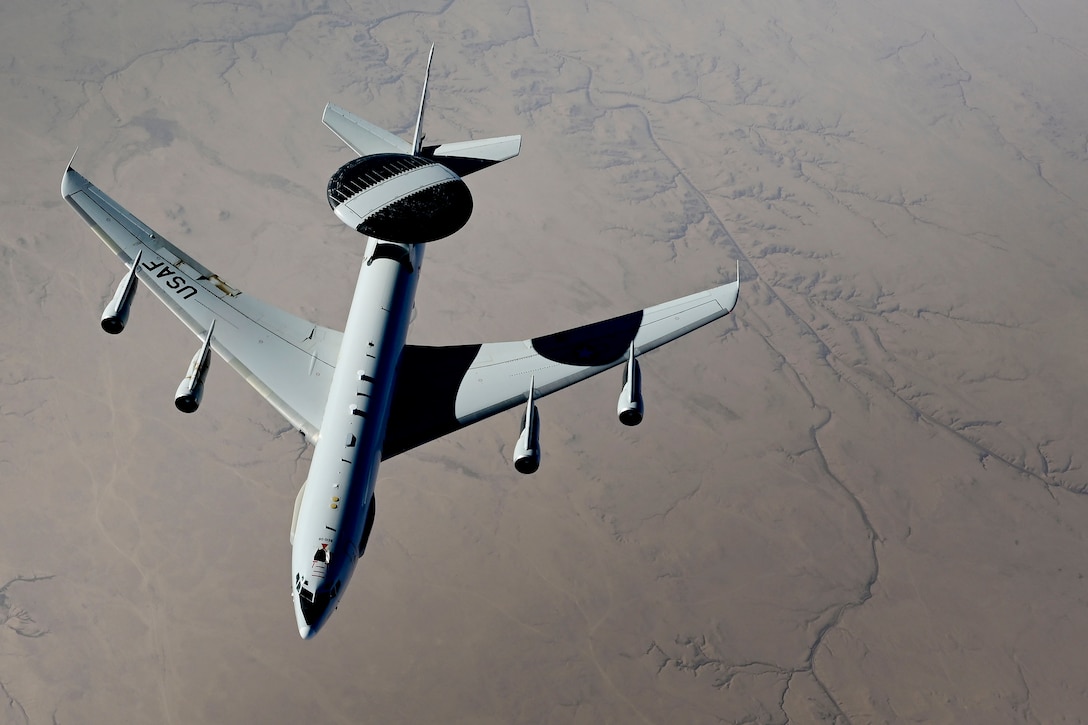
[2, 0, 1087, 722]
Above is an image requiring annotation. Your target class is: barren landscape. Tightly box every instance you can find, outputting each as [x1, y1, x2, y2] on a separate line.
[2, 0, 1088, 722]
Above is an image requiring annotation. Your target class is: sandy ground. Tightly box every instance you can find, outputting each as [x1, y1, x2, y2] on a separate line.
[2, 0, 1087, 722]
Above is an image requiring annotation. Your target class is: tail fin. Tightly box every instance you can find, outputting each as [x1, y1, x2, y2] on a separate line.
[411, 45, 435, 156]
[324, 43, 521, 175]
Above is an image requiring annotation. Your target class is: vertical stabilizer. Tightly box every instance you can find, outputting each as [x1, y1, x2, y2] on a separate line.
[411, 45, 435, 156]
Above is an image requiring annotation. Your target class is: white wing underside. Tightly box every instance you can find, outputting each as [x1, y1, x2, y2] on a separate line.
[62, 167, 340, 441]
[63, 165, 738, 457]
[382, 279, 739, 458]
[461, 285, 738, 417]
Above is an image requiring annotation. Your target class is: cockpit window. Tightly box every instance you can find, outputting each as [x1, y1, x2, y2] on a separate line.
[298, 586, 334, 626]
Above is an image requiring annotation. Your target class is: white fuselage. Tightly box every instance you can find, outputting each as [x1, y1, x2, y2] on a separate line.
[290, 238, 423, 638]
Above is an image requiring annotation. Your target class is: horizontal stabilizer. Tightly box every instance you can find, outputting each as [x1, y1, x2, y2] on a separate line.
[423, 135, 522, 176]
[322, 103, 411, 157]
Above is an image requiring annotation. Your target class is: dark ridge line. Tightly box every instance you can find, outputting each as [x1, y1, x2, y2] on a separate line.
[605, 94, 877, 721]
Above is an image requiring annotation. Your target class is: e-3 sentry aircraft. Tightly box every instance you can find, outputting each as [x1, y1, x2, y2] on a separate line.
[61, 48, 740, 639]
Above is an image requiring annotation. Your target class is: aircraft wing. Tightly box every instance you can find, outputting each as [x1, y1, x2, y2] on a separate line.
[381, 277, 740, 459]
[61, 165, 341, 441]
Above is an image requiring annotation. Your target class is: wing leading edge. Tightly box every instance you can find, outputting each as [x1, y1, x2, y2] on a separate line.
[382, 275, 740, 459]
[61, 165, 341, 441]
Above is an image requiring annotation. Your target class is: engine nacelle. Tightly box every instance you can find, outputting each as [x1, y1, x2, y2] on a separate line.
[100, 250, 142, 334]
[617, 347, 644, 426]
[513, 379, 541, 474]
[175, 320, 215, 413]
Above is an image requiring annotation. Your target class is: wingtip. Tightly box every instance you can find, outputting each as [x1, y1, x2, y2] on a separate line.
[718, 260, 740, 313]
[61, 149, 84, 199]
[321, 101, 341, 131]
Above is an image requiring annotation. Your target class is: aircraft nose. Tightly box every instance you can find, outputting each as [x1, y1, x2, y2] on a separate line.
[295, 585, 335, 638]
[294, 601, 323, 640]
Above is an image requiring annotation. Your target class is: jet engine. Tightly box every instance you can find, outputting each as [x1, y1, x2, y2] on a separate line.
[513, 379, 541, 474]
[617, 345, 644, 426]
[100, 250, 142, 334]
[174, 320, 215, 413]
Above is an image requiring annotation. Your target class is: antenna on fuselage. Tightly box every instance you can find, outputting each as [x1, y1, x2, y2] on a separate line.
[411, 44, 435, 156]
